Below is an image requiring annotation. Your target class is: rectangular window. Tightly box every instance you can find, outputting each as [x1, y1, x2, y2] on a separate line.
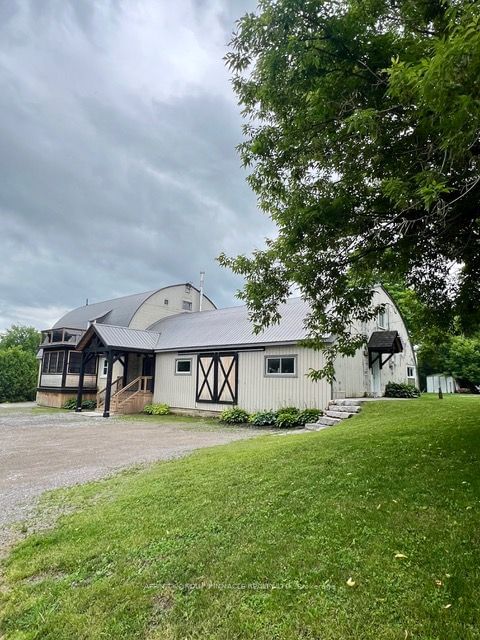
[377, 308, 388, 329]
[164, 299, 169, 305]
[175, 358, 192, 375]
[407, 366, 416, 380]
[68, 352, 96, 375]
[182, 300, 192, 311]
[42, 351, 65, 374]
[265, 356, 296, 376]
[99, 357, 108, 377]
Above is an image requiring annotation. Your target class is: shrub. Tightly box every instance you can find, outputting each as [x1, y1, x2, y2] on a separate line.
[63, 398, 97, 410]
[384, 382, 420, 398]
[143, 403, 170, 415]
[0, 347, 38, 402]
[249, 410, 278, 426]
[297, 408, 322, 425]
[275, 410, 301, 429]
[82, 399, 97, 410]
[220, 407, 250, 424]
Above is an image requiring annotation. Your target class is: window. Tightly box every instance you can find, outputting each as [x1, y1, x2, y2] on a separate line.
[99, 357, 108, 377]
[185, 284, 191, 293]
[164, 299, 169, 305]
[377, 307, 388, 329]
[265, 356, 296, 376]
[68, 352, 97, 375]
[407, 366, 416, 382]
[175, 358, 192, 375]
[182, 300, 192, 311]
[42, 351, 65, 374]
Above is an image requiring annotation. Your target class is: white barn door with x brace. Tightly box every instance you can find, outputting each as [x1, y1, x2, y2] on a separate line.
[196, 353, 238, 405]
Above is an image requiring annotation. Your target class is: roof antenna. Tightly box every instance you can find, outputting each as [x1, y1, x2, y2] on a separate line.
[199, 271, 205, 312]
[85, 298, 89, 306]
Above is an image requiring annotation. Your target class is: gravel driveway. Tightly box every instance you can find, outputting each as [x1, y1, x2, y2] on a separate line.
[0, 408, 265, 548]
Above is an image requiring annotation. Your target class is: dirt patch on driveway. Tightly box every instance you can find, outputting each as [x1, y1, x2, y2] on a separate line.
[0, 409, 265, 549]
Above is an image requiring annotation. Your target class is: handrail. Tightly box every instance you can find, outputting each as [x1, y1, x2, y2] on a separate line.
[112, 375, 152, 397]
[97, 376, 123, 408]
[110, 376, 153, 411]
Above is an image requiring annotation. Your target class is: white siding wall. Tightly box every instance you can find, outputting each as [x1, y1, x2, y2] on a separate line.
[154, 345, 331, 412]
[129, 285, 216, 330]
[333, 287, 417, 398]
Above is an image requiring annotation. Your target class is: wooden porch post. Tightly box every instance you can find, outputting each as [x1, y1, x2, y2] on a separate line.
[103, 350, 114, 418]
[123, 352, 129, 387]
[75, 352, 86, 412]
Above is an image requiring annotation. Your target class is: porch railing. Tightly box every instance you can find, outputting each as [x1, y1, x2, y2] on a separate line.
[111, 376, 153, 413]
[97, 376, 123, 410]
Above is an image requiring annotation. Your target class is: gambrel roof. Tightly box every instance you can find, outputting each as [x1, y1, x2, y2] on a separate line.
[53, 290, 156, 330]
[52, 284, 215, 330]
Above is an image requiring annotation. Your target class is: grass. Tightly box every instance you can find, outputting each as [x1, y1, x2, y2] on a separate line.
[1, 395, 479, 639]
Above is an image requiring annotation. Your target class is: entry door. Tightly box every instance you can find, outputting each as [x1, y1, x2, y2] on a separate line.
[196, 353, 238, 404]
[371, 357, 381, 397]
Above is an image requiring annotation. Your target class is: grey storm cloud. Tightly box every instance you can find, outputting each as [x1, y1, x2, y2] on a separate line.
[0, 0, 271, 330]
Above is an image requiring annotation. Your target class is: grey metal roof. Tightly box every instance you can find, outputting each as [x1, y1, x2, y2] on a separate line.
[92, 324, 160, 351]
[52, 283, 216, 330]
[150, 298, 327, 352]
[53, 290, 156, 330]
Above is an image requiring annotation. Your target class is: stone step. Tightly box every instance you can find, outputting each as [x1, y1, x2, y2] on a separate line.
[328, 404, 361, 413]
[316, 416, 342, 427]
[330, 399, 362, 407]
[304, 423, 332, 432]
[324, 410, 357, 420]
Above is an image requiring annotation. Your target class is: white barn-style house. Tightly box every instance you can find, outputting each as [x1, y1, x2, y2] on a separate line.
[37, 283, 417, 416]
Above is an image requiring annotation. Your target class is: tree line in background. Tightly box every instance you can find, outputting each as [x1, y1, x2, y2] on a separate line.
[386, 282, 480, 390]
[0, 325, 41, 403]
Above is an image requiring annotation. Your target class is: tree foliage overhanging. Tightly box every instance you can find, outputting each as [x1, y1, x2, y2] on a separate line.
[220, 0, 480, 378]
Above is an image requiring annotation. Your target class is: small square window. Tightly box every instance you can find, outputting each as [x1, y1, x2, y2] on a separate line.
[164, 299, 169, 305]
[182, 300, 192, 311]
[175, 359, 192, 375]
[265, 356, 296, 376]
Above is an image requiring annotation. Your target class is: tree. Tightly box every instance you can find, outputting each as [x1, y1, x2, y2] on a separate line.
[221, 0, 480, 379]
[443, 335, 480, 384]
[0, 325, 41, 356]
[0, 347, 38, 403]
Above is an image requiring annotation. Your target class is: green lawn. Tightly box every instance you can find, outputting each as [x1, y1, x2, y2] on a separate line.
[1, 395, 480, 639]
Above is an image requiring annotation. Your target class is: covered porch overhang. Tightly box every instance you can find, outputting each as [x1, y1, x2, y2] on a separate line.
[367, 330, 403, 369]
[75, 324, 158, 417]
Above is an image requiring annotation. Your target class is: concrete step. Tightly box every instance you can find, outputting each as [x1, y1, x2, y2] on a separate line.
[324, 410, 357, 420]
[328, 403, 361, 413]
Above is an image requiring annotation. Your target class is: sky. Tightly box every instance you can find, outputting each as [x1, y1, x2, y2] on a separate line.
[0, 0, 273, 331]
